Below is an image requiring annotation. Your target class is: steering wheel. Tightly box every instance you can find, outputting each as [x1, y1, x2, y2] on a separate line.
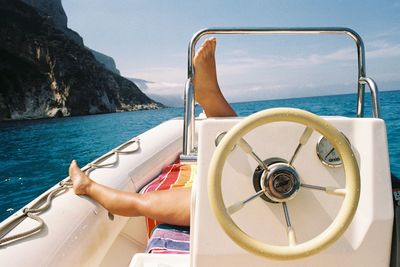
[208, 108, 360, 260]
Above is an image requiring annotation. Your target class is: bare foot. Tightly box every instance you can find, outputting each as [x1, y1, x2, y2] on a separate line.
[193, 37, 220, 107]
[193, 38, 236, 117]
[69, 160, 92, 195]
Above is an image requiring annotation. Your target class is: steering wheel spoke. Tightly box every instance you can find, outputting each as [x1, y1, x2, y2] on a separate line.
[282, 202, 297, 246]
[301, 183, 346, 197]
[227, 189, 266, 215]
[289, 126, 313, 165]
[237, 137, 269, 171]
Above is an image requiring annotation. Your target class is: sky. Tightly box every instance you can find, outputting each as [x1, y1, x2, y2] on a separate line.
[62, 0, 400, 105]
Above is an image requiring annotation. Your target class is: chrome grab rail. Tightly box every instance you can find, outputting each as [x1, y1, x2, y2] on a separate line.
[181, 27, 380, 161]
[359, 77, 380, 118]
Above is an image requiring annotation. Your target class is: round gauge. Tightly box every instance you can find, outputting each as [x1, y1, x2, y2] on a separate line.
[215, 131, 227, 147]
[316, 136, 346, 167]
[215, 131, 236, 151]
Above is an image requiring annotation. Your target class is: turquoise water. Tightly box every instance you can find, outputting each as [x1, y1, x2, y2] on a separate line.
[0, 90, 399, 222]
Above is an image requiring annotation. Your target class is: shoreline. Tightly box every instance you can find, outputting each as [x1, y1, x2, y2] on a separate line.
[2, 89, 399, 123]
[0, 103, 165, 123]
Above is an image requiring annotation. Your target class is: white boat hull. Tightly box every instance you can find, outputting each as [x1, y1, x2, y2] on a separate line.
[0, 118, 184, 267]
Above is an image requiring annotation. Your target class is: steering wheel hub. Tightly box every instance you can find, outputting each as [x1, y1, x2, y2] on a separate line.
[264, 163, 300, 202]
[254, 158, 300, 203]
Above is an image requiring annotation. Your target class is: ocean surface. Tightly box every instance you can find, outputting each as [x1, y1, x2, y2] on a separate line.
[0, 90, 399, 222]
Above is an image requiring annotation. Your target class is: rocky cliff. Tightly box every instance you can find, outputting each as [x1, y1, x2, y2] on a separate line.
[0, 0, 161, 121]
[20, 0, 120, 74]
[90, 49, 121, 75]
[20, 0, 84, 46]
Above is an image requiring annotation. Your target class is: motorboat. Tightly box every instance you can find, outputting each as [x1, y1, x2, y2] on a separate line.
[0, 27, 395, 267]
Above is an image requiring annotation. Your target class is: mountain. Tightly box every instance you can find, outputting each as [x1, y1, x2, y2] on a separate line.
[146, 93, 183, 107]
[90, 49, 121, 75]
[20, 0, 122, 78]
[20, 0, 84, 46]
[0, 0, 161, 121]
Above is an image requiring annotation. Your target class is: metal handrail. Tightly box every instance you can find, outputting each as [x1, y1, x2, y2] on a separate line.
[359, 77, 380, 118]
[0, 138, 140, 246]
[181, 27, 379, 161]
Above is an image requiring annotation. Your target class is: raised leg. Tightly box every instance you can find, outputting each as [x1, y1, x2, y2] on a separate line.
[193, 37, 236, 117]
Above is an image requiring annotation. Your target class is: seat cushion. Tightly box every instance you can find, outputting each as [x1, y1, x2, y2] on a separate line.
[145, 224, 190, 254]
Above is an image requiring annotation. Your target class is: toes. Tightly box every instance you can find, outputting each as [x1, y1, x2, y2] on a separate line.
[69, 160, 81, 178]
[205, 38, 213, 51]
[69, 160, 74, 172]
[194, 37, 217, 64]
[210, 38, 216, 52]
[205, 37, 216, 55]
[204, 37, 213, 46]
[203, 37, 214, 50]
[70, 160, 77, 170]
[194, 46, 204, 61]
[209, 37, 216, 46]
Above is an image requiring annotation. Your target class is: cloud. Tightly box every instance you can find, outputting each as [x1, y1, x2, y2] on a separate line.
[221, 47, 356, 72]
[147, 82, 183, 93]
[368, 27, 400, 40]
[221, 38, 400, 71]
[367, 40, 400, 59]
[127, 67, 186, 96]
[127, 39, 400, 103]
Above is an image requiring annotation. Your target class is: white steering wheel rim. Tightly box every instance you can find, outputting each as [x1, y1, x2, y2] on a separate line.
[208, 108, 360, 260]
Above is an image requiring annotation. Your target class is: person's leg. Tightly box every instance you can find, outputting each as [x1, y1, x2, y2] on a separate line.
[69, 160, 191, 226]
[69, 38, 235, 227]
[193, 37, 237, 117]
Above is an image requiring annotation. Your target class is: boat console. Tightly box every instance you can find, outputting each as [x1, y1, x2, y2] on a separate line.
[191, 111, 392, 266]
[186, 28, 392, 266]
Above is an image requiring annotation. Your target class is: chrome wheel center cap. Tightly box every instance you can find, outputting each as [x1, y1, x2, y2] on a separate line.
[261, 162, 300, 203]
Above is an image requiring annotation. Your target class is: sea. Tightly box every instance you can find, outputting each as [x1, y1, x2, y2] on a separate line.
[0, 90, 399, 222]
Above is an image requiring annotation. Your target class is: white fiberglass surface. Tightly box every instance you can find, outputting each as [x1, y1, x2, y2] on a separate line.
[191, 117, 393, 267]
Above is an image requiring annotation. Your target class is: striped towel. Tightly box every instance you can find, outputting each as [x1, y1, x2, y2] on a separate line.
[140, 160, 197, 237]
[145, 224, 190, 254]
